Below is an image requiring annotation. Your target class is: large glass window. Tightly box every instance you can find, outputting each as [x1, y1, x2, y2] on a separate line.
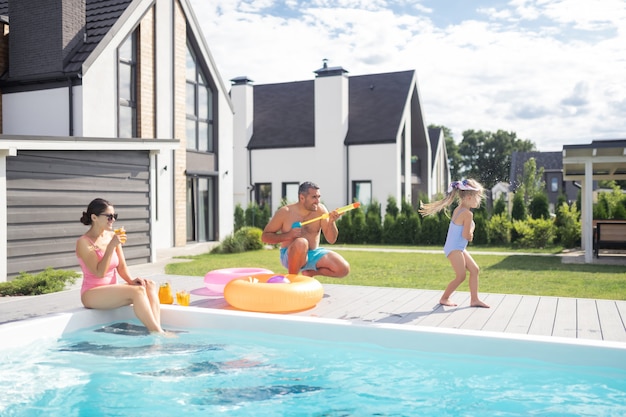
[352, 181, 372, 207]
[186, 44, 214, 152]
[118, 31, 137, 138]
[282, 182, 299, 205]
[255, 183, 272, 211]
[186, 176, 216, 242]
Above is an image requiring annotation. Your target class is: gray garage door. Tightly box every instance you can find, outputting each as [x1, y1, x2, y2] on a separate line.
[6, 150, 151, 279]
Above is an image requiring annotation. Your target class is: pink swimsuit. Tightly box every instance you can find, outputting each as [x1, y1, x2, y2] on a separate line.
[77, 236, 119, 295]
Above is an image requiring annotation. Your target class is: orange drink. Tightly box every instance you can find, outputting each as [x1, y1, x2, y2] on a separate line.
[176, 290, 190, 306]
[158, 282, 173, 304]
[114, 227, 127, 244]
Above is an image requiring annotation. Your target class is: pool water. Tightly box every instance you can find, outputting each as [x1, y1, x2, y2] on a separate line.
[1, 321, 625, 417]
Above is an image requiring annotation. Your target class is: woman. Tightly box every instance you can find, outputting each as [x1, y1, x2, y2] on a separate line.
[76, 198, 166, 334]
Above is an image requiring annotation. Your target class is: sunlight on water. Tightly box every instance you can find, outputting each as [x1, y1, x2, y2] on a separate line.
[1, 321, 625, 416]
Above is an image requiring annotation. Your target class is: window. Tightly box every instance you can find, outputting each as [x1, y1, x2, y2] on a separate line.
[118, 31, 137, 138]
[186, 43, 214, 152]
[186, 176, 216, 242]
[282, 182, 299, 205]
[255, 183, 272, 211]
[551, 177, 558, 193]
[352, 181, 372, 207]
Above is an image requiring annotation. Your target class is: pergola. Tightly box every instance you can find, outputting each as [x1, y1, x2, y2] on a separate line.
[562, 139, 626, 263]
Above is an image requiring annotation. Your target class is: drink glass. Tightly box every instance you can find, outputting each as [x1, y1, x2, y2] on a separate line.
[158, 282, 173, 304]
[176, 290, 190, 306]
[114, 226, 127, 244]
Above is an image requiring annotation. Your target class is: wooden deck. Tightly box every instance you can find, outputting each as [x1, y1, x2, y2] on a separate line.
[165, 275, 626, 344]
[1, 269, 625, 344]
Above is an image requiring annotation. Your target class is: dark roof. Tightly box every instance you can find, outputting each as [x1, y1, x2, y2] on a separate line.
[0, 0, 132, 77]
[563, 139, 626, 151]
[428, 127, 442, 161]
[247, 70, 415, 150]
[345, 70, 414, 145]
[248, 80, 315, 149]
[65, 0, 133, 73]
[509, 151, 563, 191]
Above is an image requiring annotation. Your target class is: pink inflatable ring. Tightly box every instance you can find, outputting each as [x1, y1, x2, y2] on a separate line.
[204, 267, 274, 294]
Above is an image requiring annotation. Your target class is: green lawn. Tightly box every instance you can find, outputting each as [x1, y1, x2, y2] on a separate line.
[165, 246, 626, 301]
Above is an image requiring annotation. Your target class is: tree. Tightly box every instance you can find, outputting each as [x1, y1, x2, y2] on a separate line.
[529, 193, 550, 219]
[521, 157, 545, 204]
[458, 129, 535, 189]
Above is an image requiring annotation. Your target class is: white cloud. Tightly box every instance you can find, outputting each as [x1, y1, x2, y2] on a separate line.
[189, 0, 626, 151]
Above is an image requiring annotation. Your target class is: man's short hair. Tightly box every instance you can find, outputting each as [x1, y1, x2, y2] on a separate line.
[298, 181, 319, 195]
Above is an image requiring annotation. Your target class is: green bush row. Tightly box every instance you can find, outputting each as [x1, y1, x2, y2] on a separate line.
[230, 187, 626, 251]
[0, 268, 80, 296]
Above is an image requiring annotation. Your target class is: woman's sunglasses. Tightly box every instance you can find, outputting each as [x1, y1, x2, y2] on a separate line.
[99, 213, 119, 221]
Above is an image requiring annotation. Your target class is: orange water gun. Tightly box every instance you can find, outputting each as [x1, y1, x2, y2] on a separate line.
[291, 202, 361, 228]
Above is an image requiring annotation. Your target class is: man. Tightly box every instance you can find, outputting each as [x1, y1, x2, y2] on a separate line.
[262, 181, 350, 278]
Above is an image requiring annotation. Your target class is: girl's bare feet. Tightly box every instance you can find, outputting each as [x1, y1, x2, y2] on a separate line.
[439, 299, 457, 307]
[471, 300, 490, 308]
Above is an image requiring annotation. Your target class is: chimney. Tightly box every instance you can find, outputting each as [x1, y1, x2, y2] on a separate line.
[8, 0, 85, 79]
[313, 60, 349, 204]
[230, 76, 254, 207]
[313, 59, 349, 149]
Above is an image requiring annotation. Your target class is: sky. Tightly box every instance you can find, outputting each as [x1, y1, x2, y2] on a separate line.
[188, 0, 626, 152]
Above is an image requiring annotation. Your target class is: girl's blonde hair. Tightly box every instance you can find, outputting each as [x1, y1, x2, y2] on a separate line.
[419, 179, 484, 217]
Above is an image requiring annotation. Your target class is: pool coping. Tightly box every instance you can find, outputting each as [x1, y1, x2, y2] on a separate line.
[2, 305, 625, 370]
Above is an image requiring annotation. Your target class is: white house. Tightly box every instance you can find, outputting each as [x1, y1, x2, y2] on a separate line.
[0, 0, 233, 280]
[231, 62, 448, 215]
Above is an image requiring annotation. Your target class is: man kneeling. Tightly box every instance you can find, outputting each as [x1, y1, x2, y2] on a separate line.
[262, 181, 350, 278]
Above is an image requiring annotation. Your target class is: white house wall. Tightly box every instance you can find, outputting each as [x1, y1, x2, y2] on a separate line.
[246, 144, 399, 216]
[2, 89, 70, 136]
[217, 92, 235, 239]
[349, 143, 399, 209]
[81, 53, 118, 137]
[251, 148, 322, 212]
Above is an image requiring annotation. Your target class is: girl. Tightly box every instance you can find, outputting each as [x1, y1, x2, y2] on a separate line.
[419, 179, 490, 308]
[76, 198, 168, 334]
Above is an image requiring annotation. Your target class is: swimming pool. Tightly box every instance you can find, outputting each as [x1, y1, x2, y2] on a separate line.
[1, 306, 625, 416]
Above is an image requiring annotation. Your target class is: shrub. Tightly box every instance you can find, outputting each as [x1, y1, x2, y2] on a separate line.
[420, 215, 444, 245]
[381, 213, 396, 244]
[511, 192, 527, 221]
[245, 203, 271, 230]
[336, 212, 352, 244]
[351, 208, 367, 244]
[512, 218, 556, 249]
[234, 204, 245, 232]
[385, 196, 399, 219]
[0, 268, 80, 296]
[487, 213, 511, 245]
[529, 193, 550, 219]
[472, 211, 489, 245]
[211, 226, 264, 254]
[493, 194, 507, 216]
[556, 202, 581, 248]
[365, 201, 383, 243]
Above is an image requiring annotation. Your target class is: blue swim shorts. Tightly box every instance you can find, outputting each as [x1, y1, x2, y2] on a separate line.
[279, 247, 330, 272]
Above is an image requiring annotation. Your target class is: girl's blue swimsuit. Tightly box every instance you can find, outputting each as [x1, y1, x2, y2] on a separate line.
[443, 208, 473, 257]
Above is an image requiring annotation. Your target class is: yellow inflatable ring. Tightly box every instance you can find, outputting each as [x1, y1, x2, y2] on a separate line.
[224, 273, 324, 313]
